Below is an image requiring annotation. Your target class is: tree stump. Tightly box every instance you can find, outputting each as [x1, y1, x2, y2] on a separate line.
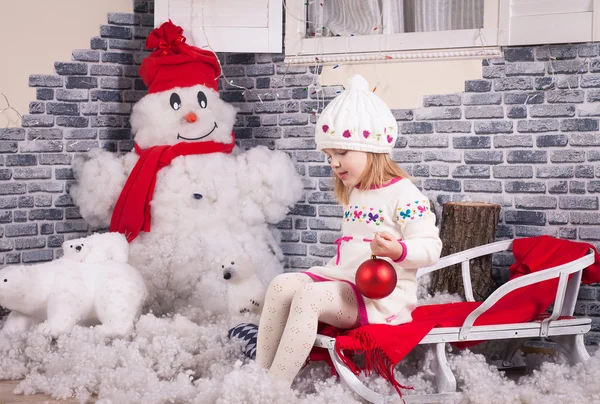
[430, 202, 501, 302]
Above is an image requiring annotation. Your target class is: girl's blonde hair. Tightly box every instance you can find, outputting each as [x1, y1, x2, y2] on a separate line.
[333, 152, 411, 205]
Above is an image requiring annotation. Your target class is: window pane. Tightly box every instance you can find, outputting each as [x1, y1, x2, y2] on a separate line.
[305, 0, 484, 37]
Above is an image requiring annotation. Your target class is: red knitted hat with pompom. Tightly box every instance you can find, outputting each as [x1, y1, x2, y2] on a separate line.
[138, 20, 220, 94]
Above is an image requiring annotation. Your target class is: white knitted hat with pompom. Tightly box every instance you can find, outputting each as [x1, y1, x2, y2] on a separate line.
[315, 74, 397, 153]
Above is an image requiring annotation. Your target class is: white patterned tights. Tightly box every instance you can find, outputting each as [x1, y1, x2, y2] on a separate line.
[256, 272, 360, 387]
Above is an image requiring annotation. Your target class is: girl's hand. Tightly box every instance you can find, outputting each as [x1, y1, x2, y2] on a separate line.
[370, 232, 403, 261]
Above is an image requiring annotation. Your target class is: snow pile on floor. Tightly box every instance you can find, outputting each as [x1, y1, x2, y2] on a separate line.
[1, 307, 599, 403]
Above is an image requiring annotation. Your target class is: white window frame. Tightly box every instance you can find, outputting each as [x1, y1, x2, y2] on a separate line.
[284, 0, 502, 64]
[155, 0, 283, 53]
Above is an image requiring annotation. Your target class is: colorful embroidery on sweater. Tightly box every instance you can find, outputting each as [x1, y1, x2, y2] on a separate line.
[344, 206, 386, 226]
[396, 199, 432, 223]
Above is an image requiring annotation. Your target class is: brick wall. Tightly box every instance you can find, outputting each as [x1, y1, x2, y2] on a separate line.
[0, 1, 598, 343]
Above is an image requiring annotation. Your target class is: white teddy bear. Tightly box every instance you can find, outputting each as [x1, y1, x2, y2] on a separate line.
[62, 232, 129, 264]
[0, 232, 146, 338]
[220, 255, 266, 318]
[69, 21, 303, 315]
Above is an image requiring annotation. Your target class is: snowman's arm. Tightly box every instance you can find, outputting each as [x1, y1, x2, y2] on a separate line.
[70, 148, 139, 228]
[236, 146, 304, 224]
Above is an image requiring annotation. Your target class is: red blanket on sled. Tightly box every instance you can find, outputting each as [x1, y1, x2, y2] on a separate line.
[309, 236, 600, 397]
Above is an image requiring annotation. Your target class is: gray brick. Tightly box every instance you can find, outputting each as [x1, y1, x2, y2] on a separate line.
[560, 118, 599, 132]
[318, 206, 344, 217]
[54, 62, 87, 76]
[505, 181, 546, 193]
[22, 250, 54, 263]
[0, 197, 18, 209]
[453, 136, 491, 149]
[28, 75, 62, 87]
[391, 109, 413, 121]
[423, 151, 462, 162]
[548, 180, 568, 194]
[548, 59, 586, 74]
[529, 105, 575, 118]
[577, 104, 600, 117]
[408, 135, 448, 148]
[507, 150, 546, 163]
[504, 92, 544, 104]
[91, 90, 122, 102]
[550, 150, 584, 163]
[29, 102, 45, 114]
[55, 168, 74, 180]
[581, 74, 600, 88]
[0, 169, 10, 180]
[72, 50, 100, 62]
[463, 180, 502, 193]
[48, 235, 65, 248]
[536, 134, 568, 147]
[462, 93, 502, 106]
[0, 128, 25, 140]
[464, 150, 503, 164]
[254, 102, 285, 114]
[81, 103, 99, 115]
[99, 129, 130, 140]
[588, 181, 600, 193]
[294, 218, 307, 229]
[65, 76, 98, 89]
[27, 181, 62, 194]
[515, 225, 556, 237]
[36, 88, 54, 100]
[299, 231, 316, 243]
[307, 191, 337, 204]
[504, 47, 534, 62]
[423, 94, 461, 107]
[308, 166, 331, 177]
[100, 25, 132, 39]
[0, 240, 13, 252]
[571, 212, 600, 225]
[580, 228, 600, 241]
[400, 122, 433, 134]
[576, 165, 595, 178]
[570, 134, 600, 146]
[90, 65, 123, 76]
[494, 78, 532, 91]
[474, 121, 512, 134]
[536, 166, 574, 178]
[570, 180, 587, 194]
[6, 154, 36, 166]
[13, 167, 51, 180]
[505, 210, 546, 225]
[505, 62, 545, 76]
[414, 107, 461, 120]
[27, 129, 63, 141]
[0, 183, 26, 195]
[587, 90, 600, 102]
[464, 106, 504, 119]
[515, 196, 556, 209]
[56, 117, 88, 128]
[21, 115, 54, 128]
[99, 103, 131, 115]
[545, 90, 584, 104]
[18, 196, 33, 208]
[309, 245, 336, 258]
[423, 179, 461, 192]
[559, 196, 598, 210]
[308, 218, 341, 231]
[507, 106, 527, 119]
[465, 80, 491, 92]
[34, 195, 51, 207]
[493, 165, 533, 178]
[56, 221, 89, 233]
[588, 150, 600, 161]
[40, 223, 54, 234]
[109, 39, 143, 51]
[103, 52, 134, 65]
[279, 114, 308, 126]
[20, 140, 63, 153]
[90, 37, 108, 50]
[15, 237, 46, 250]
[517, 119, 559, 133]
[548, 211, 569, 225]
[494, 135, 533, 149]
[288, 257, 325, 269]
[5, 223, 37, 237]
[100, 77, 132, 90]
[55, 89, 88, 102]
[430, 165, 449, 177]
[434, 121, 471, 133]
[452, 165, 489, 178]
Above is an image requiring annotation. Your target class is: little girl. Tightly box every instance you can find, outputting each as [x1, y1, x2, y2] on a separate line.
[256, 74, 442, 387]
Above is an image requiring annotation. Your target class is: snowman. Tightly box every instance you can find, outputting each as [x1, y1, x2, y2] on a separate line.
[71, 21, 303, 315]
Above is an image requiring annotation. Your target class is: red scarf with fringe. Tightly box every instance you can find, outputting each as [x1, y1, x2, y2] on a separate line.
[309, 236, 600, 398]
[109, 135, 235, 242]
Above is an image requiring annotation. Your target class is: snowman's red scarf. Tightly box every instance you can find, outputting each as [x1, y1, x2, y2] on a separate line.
[110, 135, 235, 242]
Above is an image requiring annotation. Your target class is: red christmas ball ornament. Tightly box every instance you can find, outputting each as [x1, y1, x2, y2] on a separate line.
[355, 255, 397, 300]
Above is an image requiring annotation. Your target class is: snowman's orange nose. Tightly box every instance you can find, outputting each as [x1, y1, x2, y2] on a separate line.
[184, 112, 197, 123]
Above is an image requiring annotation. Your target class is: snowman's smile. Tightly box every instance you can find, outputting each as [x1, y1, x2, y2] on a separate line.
[177, 122, 218, 141]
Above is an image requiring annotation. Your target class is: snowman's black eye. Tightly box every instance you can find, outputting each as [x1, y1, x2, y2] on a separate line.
[170, 93, 181, 110]
[70, 245, 73, 248]
[231, 261, 234, 265]
[197, 91, 207, 108]
[3, 279, 7, 282]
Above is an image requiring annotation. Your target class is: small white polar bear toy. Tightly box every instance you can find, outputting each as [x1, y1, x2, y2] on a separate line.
[0, 233, 147, 338]
[220, 255, 266, 318]
[62, 232, 129, 264]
